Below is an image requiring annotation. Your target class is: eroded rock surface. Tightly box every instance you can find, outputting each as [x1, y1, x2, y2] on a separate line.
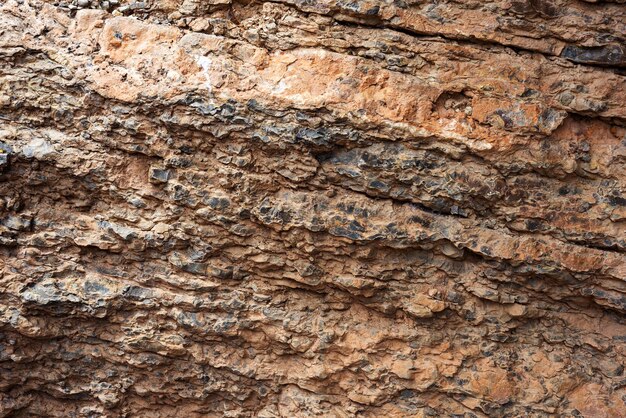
[1, 0, 626, 417]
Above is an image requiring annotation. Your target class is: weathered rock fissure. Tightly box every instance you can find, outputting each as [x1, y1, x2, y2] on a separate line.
[1, 0, 626, 417]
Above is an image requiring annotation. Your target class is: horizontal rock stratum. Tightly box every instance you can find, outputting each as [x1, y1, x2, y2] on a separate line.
[1, 0, 626, 417]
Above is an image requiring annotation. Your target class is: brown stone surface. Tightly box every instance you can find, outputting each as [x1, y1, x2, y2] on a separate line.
[1, 0, 626, 417]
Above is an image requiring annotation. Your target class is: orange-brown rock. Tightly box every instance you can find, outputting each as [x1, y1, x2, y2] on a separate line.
[1, 0, 625, 417]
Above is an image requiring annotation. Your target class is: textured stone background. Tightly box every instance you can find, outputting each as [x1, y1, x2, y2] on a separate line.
[1, 0, 626, 416]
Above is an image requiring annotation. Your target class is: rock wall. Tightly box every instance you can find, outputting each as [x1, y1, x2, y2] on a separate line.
[1, 0, 626, 416]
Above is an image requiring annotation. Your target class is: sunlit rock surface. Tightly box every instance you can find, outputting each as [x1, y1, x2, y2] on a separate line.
[1, 0, 626, 416]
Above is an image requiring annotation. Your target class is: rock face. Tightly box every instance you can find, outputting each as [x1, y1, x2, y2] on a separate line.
[1, 0, 626, 416]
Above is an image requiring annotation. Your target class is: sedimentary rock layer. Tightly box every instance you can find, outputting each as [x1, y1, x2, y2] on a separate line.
[1, 0, 625, 416]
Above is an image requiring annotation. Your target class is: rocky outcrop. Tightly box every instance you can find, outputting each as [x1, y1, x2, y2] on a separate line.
[1, 0, 626, 416]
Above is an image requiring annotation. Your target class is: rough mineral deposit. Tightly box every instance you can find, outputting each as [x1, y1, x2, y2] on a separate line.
[1, 0, 626, 416]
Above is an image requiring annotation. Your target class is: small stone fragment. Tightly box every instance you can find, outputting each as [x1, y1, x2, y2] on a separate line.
[148, 167, 170, 183]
